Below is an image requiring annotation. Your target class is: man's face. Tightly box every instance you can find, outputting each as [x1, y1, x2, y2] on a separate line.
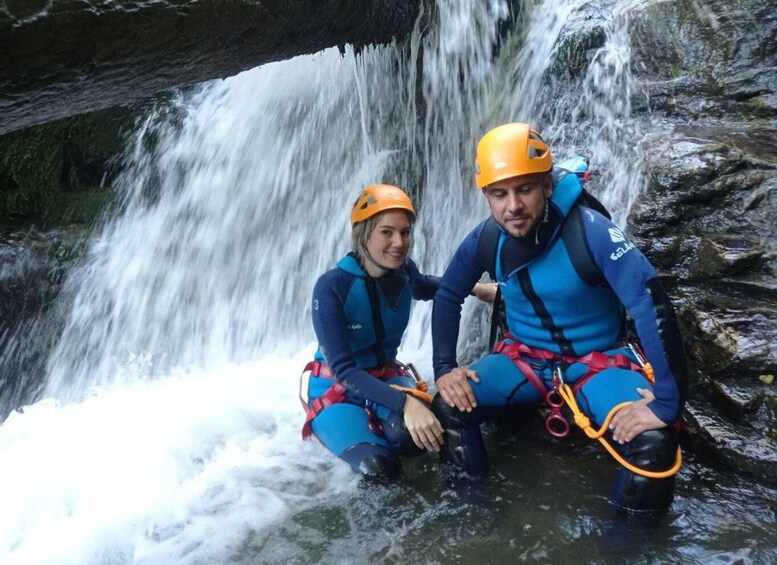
[483, 173, 552, 238]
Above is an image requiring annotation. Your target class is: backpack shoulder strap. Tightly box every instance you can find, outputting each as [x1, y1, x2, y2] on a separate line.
[562, 203, 607, 287]
[579, 188, 611, 221]
[475, 216, 502, 281]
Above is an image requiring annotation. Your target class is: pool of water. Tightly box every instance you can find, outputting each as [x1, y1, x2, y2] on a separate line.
[245, 421, 776, 564]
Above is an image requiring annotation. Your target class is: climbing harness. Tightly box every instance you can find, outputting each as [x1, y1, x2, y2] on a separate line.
[493, 332, 652, 438]
[493, 333, 680, 477]
[299, 360, 431, 439]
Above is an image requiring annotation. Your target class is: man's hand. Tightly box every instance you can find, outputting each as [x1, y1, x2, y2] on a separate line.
[610, 388, 667, 443]
[471, 282, 498, 304]
[403, 396, 444, 452]
[436, 367, 480, 412]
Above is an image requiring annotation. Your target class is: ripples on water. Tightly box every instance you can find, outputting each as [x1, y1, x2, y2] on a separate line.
[240, 425, 776, 564]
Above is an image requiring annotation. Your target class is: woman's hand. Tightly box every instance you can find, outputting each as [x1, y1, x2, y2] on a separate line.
[403, 396, 444, 452]
[471, 282, 498, 304]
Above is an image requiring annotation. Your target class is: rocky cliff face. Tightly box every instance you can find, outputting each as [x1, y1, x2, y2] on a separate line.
[0, 0, 419, 135]
[625, 0, 776, 481]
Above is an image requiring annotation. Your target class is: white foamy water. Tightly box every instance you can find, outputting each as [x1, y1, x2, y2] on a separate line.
[0, 348, 360, 564]
[0, 1, 660, 562]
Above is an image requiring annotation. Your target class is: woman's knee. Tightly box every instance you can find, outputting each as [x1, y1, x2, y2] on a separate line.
[340, 443, 402, 480]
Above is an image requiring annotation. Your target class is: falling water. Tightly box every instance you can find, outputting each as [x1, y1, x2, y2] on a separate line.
[1, 1, 773, 563]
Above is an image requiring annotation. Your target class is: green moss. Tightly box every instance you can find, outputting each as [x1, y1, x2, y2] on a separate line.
[0, 106, 138, 227]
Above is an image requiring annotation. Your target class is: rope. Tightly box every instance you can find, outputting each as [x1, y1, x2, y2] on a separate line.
[556, 382, 681, 479]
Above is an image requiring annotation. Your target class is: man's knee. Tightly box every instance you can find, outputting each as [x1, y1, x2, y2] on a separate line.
[432, 394, 465, 426]
[432, 394, 489, 478]
[612, 427, 679, 513]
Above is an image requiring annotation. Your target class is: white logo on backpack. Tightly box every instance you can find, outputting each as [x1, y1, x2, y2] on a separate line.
[609, 227, 626, 242]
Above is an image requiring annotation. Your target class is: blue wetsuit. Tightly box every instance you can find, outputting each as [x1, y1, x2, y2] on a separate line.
[431, 172, 688, 510]
[307, 252, 440, 476]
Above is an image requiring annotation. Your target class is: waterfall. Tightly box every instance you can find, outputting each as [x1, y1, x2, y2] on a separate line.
[1, 1, 655, 563]
[44, 0, 649, 398]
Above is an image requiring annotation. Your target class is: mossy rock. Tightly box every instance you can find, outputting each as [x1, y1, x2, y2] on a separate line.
[0, 105, 137, 227]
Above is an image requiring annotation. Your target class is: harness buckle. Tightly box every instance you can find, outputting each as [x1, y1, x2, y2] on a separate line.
[552, 364, 566, 388]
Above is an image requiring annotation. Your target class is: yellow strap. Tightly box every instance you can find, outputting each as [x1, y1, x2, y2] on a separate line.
[557, 383, 681, 479]
[391, 384, 433, 405]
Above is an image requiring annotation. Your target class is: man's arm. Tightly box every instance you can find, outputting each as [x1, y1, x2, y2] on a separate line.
[431, 225, 490, 411]
[582, 210, 688, 427]
[405, 257, 442, 301]
[432, 224, 489, 378]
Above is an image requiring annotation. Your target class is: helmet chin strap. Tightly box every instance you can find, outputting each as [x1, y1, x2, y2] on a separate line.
[534, 190, 550, 245]
[361, 251, 392, 277]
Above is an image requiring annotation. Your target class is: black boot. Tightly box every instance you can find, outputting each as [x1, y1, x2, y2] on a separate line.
[611, 427, 679, 513]
[432, 394, 489, 478]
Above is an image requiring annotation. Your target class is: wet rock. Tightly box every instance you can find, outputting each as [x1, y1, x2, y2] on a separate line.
[682, 398, 777, 483]
[549, 4, 608, 81]
[629, 0, 777, 121]
[711, 380, 764, 420]
[626, 115, 776, 473]
[0, 107, 130, 225]
[678, 293, 777, 377]
[0, 0, 420, 135]
[691, 235, 765, 278]
[0, 229, 87, 418]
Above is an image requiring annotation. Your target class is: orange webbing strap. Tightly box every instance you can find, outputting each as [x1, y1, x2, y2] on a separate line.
[556, 382, 681, 479]
[642, 362, 655, 383]
[390, 384, 433, 405]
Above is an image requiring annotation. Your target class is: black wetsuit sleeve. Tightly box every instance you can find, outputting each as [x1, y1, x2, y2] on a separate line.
[405, 257, 441, 301]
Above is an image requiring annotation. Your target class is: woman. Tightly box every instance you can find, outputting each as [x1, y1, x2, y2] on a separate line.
[302, 184, 494, 479]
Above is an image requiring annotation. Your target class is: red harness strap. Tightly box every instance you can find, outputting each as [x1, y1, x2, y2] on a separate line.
[493, 332, 647, 398]
[300, 361, 408, 440]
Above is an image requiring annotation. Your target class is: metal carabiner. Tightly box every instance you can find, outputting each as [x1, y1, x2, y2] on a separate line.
[395, 360, 421, 384]
[544, 389, 570, 438]
[627, 341, 647, 367]
[552, 364, 565, 387]
[298, 369, 311, 412]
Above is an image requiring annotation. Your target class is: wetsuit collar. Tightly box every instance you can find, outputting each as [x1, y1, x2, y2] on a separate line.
[337, 252, 368, 277]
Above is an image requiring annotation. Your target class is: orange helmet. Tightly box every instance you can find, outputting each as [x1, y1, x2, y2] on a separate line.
[350, 184, 415, 226]
[475, 123, 553, 189]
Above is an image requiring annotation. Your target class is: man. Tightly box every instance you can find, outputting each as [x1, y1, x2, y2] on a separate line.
[431, 122, 688, 512]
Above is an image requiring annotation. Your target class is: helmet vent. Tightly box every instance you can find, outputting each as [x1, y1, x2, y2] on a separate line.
[528, 145, 547, 158]
[360, 195, 378, 209]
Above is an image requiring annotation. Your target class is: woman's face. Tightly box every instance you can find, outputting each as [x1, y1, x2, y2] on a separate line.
[365, 210, 412, 272]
